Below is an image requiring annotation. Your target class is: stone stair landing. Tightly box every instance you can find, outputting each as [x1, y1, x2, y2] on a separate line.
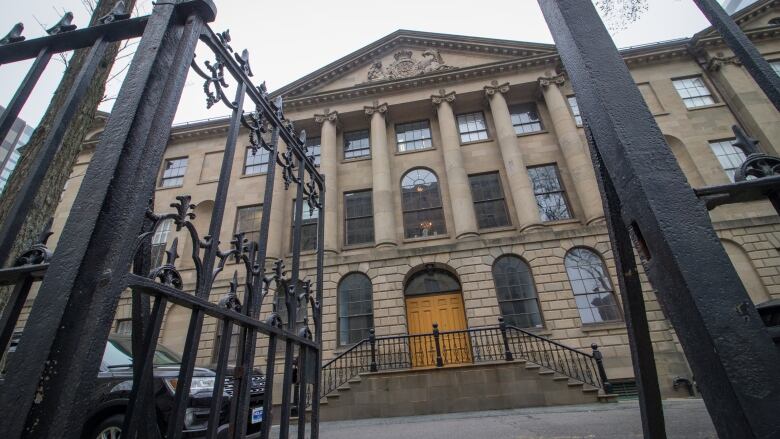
[317, 359, 610, 421]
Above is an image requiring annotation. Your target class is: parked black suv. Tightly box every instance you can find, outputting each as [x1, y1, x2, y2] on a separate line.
[2, 333, 265, 438]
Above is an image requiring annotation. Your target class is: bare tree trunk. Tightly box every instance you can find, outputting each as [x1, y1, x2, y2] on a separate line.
[0, 0, 137, 311]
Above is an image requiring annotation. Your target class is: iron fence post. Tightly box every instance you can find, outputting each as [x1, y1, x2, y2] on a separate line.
[591, 343, 613, 394]
[369, 328, 378, 372]
[433, 322, 443, 367]
[498, 317, 514, 361]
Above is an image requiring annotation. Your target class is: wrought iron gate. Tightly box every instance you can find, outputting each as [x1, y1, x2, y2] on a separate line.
[538, 1, 780, 438]
[0, 1, 324, 438]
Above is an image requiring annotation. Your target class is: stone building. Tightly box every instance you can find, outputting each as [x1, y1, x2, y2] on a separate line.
[34, 0, 780, 411]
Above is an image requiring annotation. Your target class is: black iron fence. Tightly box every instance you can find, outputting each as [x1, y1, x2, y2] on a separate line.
[0, 1, 324, 438]
[320, 318, 608, 400]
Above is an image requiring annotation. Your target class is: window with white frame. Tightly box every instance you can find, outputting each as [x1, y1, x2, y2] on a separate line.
[396, 120, 432, 152]
[567, 96, 582, 126]
[244, 147, 269, 175]
[673, 77, 715, 109]
[509, 103, 544, 134]
[160, 157, 188, 187]
[306, 136, 321, 166]
[344, 130, 370, 159]
[291, 200, 319, 251]
[709, 139, 747, 182]
[151, 218, 174, 268]
[456, 112, 489, 143]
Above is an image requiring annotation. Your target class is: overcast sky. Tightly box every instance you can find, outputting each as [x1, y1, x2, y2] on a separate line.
[0, 0, 712, 126]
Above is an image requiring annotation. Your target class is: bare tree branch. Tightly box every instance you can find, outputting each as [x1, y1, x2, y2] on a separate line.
[594, 0, 649, 30]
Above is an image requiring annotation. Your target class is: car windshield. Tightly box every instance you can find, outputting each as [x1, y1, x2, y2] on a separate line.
[102, 337, 181, 368]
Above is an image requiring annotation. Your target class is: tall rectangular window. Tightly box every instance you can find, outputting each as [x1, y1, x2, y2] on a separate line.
[709, 139, 747, 182]
[396, 120, 432, 152]
[161, 157, 188, 187]
[244, 147, 269, 175]
[151, 219, 174, 268]
[235, 204, 262, 245]
[770, 60, 780, 76]
[528, 165, 572, 222]
[456, 112, 489, 143]
[344, 190, 374, 245]
[509, 103, 544, 134]
[673, 77, 715, 109]
[344, 130, 370, 159]
[468, 172, 511, 229]
[567, 96, 582, 126]
[306, 136, 321, 166]
[291, 201, 319, 251]
[115, 319, 132, 335]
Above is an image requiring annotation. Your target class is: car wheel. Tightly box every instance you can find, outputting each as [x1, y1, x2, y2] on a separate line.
[91, 414, 124, 439]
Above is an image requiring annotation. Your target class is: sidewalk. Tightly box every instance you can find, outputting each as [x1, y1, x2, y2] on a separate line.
[282, 399, 717, 439]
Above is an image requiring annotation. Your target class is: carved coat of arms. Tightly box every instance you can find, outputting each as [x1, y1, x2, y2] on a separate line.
[367, 49, 453, 82]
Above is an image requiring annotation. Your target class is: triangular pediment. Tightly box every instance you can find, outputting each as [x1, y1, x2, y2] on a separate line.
[695, 0, 779, 39]
[274, 30, 555, 99]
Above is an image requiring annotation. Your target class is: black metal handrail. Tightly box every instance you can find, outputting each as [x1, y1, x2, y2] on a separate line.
[319, 318, 611, 401]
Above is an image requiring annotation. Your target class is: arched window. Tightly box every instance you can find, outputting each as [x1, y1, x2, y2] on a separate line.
[492, 256, 543, 329]
[338, 273, 374, 345]
[564, 248, 621, 324]
[401, 168, 446, 238]
[404, 268, 460, 296]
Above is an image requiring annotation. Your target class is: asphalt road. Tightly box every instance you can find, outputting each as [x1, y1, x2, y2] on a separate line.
[282, 399, 718, 439]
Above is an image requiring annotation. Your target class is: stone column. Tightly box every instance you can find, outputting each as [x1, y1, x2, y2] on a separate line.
[266, 142, 288, 260]
[364, 102, 397, 248]
[706, 55, 780, 156]
[484, 81, 543, 231]
[538, 74, 604, 224]
[431, 90, 479, 239]
[314, 110, 339, 254]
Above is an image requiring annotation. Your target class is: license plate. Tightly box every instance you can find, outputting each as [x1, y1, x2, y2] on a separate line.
[251, 407, 263, 424]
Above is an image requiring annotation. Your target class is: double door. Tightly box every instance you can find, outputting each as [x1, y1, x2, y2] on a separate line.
[405, 292, 471, 367]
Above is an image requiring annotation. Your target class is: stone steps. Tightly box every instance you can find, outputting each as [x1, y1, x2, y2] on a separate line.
[315, 360, 612, 422]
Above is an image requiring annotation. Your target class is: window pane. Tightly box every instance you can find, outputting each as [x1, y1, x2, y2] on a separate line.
[492, 256, 542, 329]
[673, 77, 715, 109]
[292, 200, 319, 251]
[456, 112, 488, 143]
[236, 205, 263, 245]
[244, 147, 270, 175]
[345, 190, 374, 245]
[709, 139, 747, 182]
[564, 248, 621, 324]
[396, 120, 433, 152]
[528, 165, 571, 221]
[469, 172, 510, 229]
[509, 103, 544, 134]
[344, 130, 371, 159]
[306, 136, 321, 166]
[338, 273, 374, 345]
[151, 219, 174, 267]
[567, 96, 582, 126]
[401, 169, 447, 238]
[161, 158, 188, 187]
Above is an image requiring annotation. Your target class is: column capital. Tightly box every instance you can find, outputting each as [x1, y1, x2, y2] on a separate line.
[484, 80, 510, 97]
[364, 101, 388, 116]
[431, 89, 456, 106]
[706, 55, 741, 72]
[538, 73, 566, 89]
[314, 109, 339, 125]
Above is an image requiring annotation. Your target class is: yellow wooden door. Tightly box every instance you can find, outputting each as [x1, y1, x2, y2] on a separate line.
[406, 292, 471, 367]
